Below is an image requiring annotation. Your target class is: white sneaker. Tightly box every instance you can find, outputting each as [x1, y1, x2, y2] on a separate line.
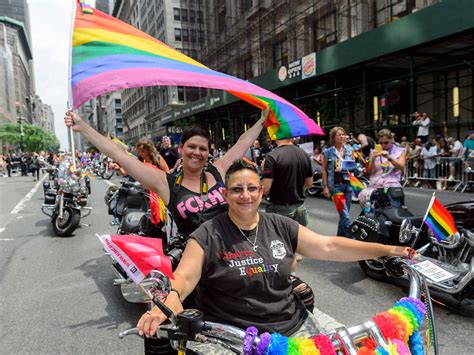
[447, 175, 454, 181]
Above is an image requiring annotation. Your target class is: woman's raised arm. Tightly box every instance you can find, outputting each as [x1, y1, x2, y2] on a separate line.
[64, 112, 170, 204]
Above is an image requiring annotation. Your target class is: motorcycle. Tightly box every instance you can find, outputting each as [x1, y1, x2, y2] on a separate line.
[351, 188, 473, 301]
[306, 169, 323, 197]
[119, 256, 437, 354]
[99, 156, 115, 180]
[41, 157, 91, 237]
[104, 180, 185, 303]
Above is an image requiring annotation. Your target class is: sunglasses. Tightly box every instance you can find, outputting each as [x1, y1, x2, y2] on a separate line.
[379, 141, 391, 145]
[228, 185, 262, 195]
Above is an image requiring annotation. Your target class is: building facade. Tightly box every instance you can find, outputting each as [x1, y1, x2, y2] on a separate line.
[160, 0, 473, 146]
[105, 92, 124, 140]
[0, 17, 33, 125]
[112, 0, 207, 145]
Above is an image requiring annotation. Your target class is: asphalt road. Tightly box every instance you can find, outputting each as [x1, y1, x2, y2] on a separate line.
[0, 172, 472, 354]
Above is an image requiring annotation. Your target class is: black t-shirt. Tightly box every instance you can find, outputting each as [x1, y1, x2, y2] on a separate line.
[159, 146, 180, 169]
[191, 212, 308, 335]
[262, 144, 313, 204]
[166, 165, 228, 237]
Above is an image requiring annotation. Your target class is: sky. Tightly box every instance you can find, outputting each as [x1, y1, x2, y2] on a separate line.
[28, 0, 95, 149]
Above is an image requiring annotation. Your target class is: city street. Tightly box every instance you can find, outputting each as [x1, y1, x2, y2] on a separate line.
[0, 173, 472, 354]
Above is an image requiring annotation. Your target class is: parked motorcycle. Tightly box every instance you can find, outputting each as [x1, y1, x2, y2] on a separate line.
[41, 158, 91, 237]
[119, 256, 437, 354]
[351, 188, 473, 301]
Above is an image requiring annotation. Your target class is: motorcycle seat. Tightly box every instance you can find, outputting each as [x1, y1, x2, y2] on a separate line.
[382, 206, 423, 227]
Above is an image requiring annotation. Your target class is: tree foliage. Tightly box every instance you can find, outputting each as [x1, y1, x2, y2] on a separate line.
[0, 123, 60, 152]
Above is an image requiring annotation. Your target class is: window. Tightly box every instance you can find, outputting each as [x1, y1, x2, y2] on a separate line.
[173, 8, 180, 21]
[174, 28, 182, 41]
[197, 10, 203, 23]
[182, 28, 189, 42]
[189, 9, 195, 23]
[273, 39, 288, 68]
[244, 57, 253, 79]
[178, 86, 185, 102]
[190, 29, 196, 43]
[241, 0, 253, 12]
[181, 9, 188, 22]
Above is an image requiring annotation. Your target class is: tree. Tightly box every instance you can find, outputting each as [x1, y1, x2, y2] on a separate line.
[0, 123, 60, 152]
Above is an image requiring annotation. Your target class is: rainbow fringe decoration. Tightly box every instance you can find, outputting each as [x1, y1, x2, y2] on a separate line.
[243, 297, 425, 355]
[348, 173, 365, 198]
[70, 1, 324, 139]
[423, 195, 459, 242]
[331, 192, 346, 214]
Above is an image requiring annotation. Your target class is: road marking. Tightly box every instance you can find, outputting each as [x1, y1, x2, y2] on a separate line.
[0, 238, 14, 241]
[16, 215, 24, 219]
[103, 179, 116, 187]
[11, 174, 47, 214]
[0, 228, 5, 233]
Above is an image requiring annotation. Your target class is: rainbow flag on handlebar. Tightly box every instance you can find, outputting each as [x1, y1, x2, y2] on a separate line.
[423, 195, 458, 242]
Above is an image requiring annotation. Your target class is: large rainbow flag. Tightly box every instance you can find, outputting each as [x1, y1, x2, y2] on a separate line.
[70, 1, 324, 139]
[423, 196, 458, 242]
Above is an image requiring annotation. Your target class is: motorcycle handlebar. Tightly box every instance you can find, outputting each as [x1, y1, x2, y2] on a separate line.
[119, 256, 425, 354]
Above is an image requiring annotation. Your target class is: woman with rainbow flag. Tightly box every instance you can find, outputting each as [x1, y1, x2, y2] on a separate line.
[321, 127, 357, 238]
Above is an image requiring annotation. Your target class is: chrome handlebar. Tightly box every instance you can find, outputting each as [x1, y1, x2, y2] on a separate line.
[119, 257, 426, 354]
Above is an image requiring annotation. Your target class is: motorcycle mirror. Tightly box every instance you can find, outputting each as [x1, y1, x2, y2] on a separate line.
[399, 218, 416, 243]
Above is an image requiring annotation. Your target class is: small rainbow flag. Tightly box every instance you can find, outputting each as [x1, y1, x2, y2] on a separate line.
[348, 173, 364, 198]
[423, 196, 458, 242]
[331, 192, 346, 214]
[70, 1, 324, 139]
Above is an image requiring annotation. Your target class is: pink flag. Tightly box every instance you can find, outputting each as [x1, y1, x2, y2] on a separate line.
[98, 234, 174, 283]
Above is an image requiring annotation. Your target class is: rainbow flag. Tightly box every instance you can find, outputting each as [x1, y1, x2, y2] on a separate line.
[423, 196, 458, 242]
[70, 1, 324, 139]
[348, 173, 365, 198]
[331, 192, 346, 214]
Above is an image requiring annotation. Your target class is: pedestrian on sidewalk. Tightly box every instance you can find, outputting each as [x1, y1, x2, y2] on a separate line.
[29, 153, 41, 181]
[321, 127, 356, 238]
[412, 111, 431, 143]
[20, 153, 28, 176]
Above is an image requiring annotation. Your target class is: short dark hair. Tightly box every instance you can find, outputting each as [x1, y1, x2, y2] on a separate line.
[180, 125, 211, 150]
[225, 159, 259, 187]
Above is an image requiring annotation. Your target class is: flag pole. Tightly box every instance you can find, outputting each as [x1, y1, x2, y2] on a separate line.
[422, 191, 436, 226]
[67, 1, 78, 171]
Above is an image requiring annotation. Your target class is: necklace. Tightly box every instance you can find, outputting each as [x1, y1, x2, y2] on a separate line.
[237, 225, 259, 251]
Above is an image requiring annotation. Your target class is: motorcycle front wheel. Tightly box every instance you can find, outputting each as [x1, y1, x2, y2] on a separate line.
[358, 259, 389, 281]
[52, 207, 81, 237]
[306, 186, 322, 196]
[101, 168, 114, 180]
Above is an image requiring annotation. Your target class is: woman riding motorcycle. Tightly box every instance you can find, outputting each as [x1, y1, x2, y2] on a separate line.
[138, 159, 411, 353]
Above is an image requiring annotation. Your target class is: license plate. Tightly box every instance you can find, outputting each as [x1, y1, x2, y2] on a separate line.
[411, 260, 456, 282]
